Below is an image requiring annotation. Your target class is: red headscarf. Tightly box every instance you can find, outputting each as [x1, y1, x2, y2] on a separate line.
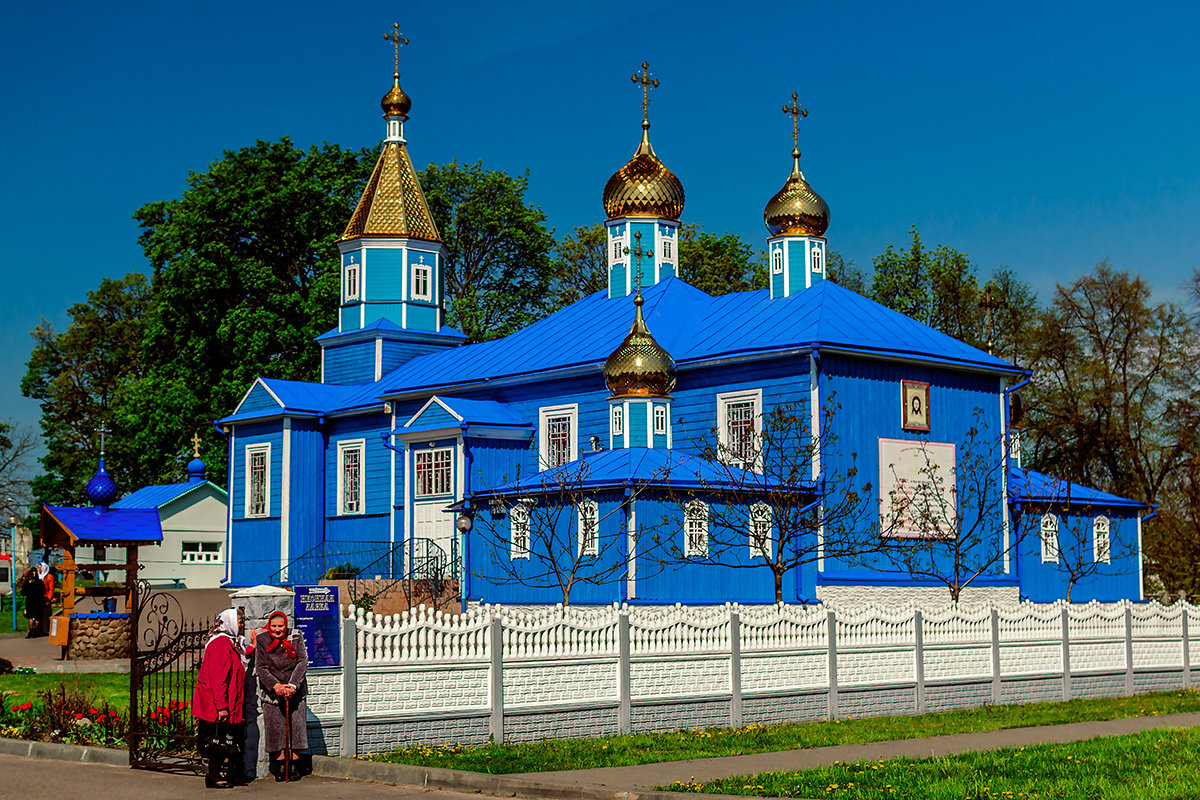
[265, 611, 297, 658]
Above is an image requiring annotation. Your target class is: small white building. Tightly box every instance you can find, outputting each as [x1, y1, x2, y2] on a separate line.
[110, 455, 228, 589]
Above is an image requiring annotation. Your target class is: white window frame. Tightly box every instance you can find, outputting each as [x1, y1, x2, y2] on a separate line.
[1094, 515, 1111, 564]
[538, 404, 578, 470]
[577, 499, 599, 557]
[772, 248, 783, 275]
[611, 405, 623, 436]
[181, 541, 223, 564]
[716, 389, 763, 471]
[810, 245, 824, 274]
[749, 502, 773, 559]
[684, 500, 709, 558]
[414, 446, 453, 498]
[611, 238, 625, 264]
[412, 255, 432, 301]
[337, 439, 366, 515]
[344, 259, 360, 302]
[661, 238, 673, 260]
[510, 500, 532, 560]
[653, 405, 667, 435]
[245, 443, 271, 518]
[1040, 513, 1060, 564]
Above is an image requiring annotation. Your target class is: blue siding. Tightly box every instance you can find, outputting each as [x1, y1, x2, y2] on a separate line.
[325, 513, 390, 544]
[628, 401, 648, 447]
[340, 305, 359, 332]
[407, 304, 438, 331]
[228, 518, 281, 586]
[323, 340, 376, 384]
[288, 421, 325, 565]
[464, 437, 529, 496]
[327, 415, 391, 518]
[609, 261, 627, 298]
[1018, 509, 1142, 602]
[787, 239, 805, 293]
[231, 422, 283, 521]
[381, 338, 462, 374]
[240, 383, 281, 413]
[367, 247, 405, 301]
[407, 402, 460, 430]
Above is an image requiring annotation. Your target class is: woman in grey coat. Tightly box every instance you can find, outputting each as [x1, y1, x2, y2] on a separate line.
[254, 611, 308, 781]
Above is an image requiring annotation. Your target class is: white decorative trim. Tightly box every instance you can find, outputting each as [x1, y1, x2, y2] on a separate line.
[716, 388, 763, 471]
[684, 500, 709, 558]
[336, 439, 367, 515]
[244, 442, 271, 519]
[749, 502, 773, 559]
[538, 403, 579, 470]
[1041, 513, 1060, 564]
[510, 500, 531, 560]
[577, 499, 599, 557]
[1093, 516, 1111, 564]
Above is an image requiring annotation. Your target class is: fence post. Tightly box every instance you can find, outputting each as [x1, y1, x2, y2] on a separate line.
[1061, 608, 1071, 701]
[827, 611, 838, 720]
[490, 615, 504, 743]
[1183, 606, 1191, 690]
[914, 610, 926, 714]
[618, 611, 631, 734]
[730, 610, 742, 728]
[991, 608, 1002, 704]
[340, 607, 358, 758]
[1124, 605, 1134, 696]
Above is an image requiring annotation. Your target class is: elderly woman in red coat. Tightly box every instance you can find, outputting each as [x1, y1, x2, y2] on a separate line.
[193, 608, 247, 788]
[255, 611, 308, 782]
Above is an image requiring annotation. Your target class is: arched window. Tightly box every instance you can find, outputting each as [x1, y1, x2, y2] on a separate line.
[772, 248, 783, 275]
[611, 405, 623, 436]
[1040, 513, 1059, 564]
[749, 503, 773, 559]
[684, 500, 708, 557]
[578, 499, 599, 557]
[810, 246, 824, 274]
[510, 501, 531, 560]
[1093, 516, 1111, 564]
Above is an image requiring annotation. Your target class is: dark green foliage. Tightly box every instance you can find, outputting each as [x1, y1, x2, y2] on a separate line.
[677, 224, 766, 295]
[547, 223, 608, 311]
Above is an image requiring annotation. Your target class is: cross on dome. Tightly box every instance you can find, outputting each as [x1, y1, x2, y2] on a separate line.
[631, 61, 660, 127]
[192, 432, 202, 458]
[384, 23, 410, 75]
[95, 423, 111, 457]
[782, 92, 808, 157]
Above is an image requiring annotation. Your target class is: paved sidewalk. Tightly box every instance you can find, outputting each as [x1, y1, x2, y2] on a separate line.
[511, 711, 1200, 791]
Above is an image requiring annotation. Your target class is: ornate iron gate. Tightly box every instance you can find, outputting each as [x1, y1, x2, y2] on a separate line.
[129, 581, 209, 771]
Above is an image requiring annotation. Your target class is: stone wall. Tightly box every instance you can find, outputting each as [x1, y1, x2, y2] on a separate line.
[67, 614, 131, 659]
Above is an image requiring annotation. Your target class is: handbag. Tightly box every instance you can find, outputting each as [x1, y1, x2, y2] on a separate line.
[201, 721, 241, 760]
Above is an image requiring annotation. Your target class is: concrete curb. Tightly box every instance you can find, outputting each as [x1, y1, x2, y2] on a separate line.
[0, 736, 127, 767]
[310, 755, 750, 800]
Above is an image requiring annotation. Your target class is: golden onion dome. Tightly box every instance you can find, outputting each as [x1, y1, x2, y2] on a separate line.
[602, 122, 685, 221]
[604, 289, 677, 398]
[381, 72, 411, 117]
[764, 149, 829, 237]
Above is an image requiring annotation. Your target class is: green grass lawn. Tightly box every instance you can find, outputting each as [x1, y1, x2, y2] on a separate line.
[0, 673, 130, 712]
[665, 726, 1200, 799]
[0, 596, 28, 636]
[368, 689, 1200, 773]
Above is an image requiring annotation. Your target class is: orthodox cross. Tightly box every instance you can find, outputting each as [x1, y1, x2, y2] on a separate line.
[191, 432, 202, 458]
[95, 423, 111, 456]
[782, 92, 808, 154]
[631, 231, 652, 297]
[384, 23, 410, 73]
[979, 284, 1002, 355]
[631, 61, 659, 125]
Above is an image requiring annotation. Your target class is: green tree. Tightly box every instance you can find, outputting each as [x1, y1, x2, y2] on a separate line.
[677, 224, 766, 295]
[871, 225, 928, 319]
[419, 161, 556, 341]
[827, 248, 868, 294]
[547, 223, 608, 312]
[0, 422, 36, 521]
[21, 274, 153, 506]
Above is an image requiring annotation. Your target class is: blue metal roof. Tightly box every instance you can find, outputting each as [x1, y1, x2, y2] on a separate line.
[433, 397, 530, 427]
[42, 505, 164, 544]
[226, 279, 1024, 424]
[470, 447, 818, 496]
[1009, 468, 1148, 509]
[314, 319, 467, 342]
[112, 480, 226, 510]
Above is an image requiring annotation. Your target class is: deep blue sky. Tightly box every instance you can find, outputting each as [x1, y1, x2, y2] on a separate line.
[3, 0, 1199, 452]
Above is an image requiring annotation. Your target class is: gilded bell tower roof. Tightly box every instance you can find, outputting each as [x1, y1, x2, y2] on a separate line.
[602, 62, 685, 221]
[764, 93, 829, 237]
[604, 233, 677, 398]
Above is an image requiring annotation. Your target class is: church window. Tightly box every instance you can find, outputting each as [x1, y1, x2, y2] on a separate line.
[684, 500, 709, 557]
[772, 249, 783, 275]
[578, 499, 599, 556]
[415, 447, 452, 497]
[338, 440, 366, 514]
[749, 502, 773, 559]
[344, 261, 359, 301]
[811, 246, 824, 274]
[510, 500, 531, 559]
[182, 541, 222, 564]
[539, 404, 578, 469]
[662, 239, 672, 259]
[654, 406, 667, 435]
[717, 390, 762, 470]
[612, 405, 623, 436]
[245, 443, 270, 518]
[1040, 513, 1059, 564]
[612, 239, 625, 262]
[1094, 516, 1111, 564]
[412, 256, 431, 301]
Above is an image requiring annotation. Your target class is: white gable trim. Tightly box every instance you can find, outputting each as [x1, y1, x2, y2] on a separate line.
[405, 396, 465, 428]
[233, 377, 284, 415]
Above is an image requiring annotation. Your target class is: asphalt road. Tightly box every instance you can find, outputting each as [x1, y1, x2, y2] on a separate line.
[0, 753, 501, 800]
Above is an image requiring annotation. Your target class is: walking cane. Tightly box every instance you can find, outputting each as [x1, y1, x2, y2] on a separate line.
[283, 694, 292, 782]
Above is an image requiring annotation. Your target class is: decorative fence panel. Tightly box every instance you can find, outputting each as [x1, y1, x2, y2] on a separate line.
[299, 600, 1199, 756]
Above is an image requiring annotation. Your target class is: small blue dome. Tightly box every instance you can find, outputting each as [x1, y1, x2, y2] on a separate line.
[187, 456, 206, 483]
[85, 458, 119, 507]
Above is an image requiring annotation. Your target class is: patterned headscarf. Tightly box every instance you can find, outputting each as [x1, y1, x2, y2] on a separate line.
[265, 610, 297, 658]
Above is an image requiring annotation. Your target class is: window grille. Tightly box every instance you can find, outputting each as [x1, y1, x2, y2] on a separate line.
[415, 448, 452, 496]
[546, 415, 572, 467]
[341, 446, 362, 513]
[578, 500, 599, 556]
[749, 503, 773, 559]
[249, 448, 268, 517]
[685, 501, 709, 557]
[1041, 513, 1059, 564]
[1094, 516, 1111, 564]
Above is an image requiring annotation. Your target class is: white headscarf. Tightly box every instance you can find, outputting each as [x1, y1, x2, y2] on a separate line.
[35, 562, 49, 581]
[205, 608, 246, 664]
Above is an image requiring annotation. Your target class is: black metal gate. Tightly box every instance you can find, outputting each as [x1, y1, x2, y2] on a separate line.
[129, 580, 209, 771]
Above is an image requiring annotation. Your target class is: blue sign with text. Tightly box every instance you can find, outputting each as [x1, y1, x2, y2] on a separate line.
[293, 585, 341, 667]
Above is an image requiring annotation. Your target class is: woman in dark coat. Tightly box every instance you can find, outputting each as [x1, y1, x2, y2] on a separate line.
[255, 611, 307, 781]
[193, 608, 247, 789]
[18, 569, 44, 638]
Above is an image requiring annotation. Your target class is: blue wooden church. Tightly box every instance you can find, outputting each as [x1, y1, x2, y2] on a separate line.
[219, 49, 1147, 606]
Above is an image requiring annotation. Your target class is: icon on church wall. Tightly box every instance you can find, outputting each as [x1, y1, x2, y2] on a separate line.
[901, 380, 930, 432]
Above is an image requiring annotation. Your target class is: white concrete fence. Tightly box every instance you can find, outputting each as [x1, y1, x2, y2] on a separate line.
[302, 600, 1199, 756]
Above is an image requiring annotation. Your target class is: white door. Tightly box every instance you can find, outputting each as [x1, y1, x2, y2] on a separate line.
[413, 501, 455, 576]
